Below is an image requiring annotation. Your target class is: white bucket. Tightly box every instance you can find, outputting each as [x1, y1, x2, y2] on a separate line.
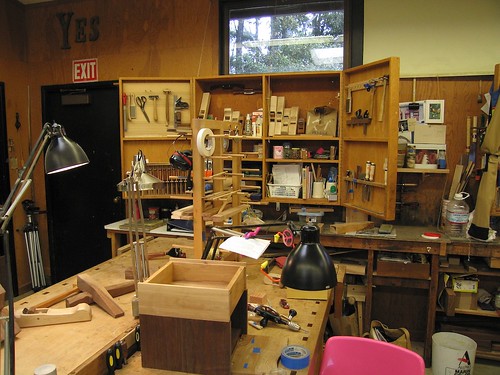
[432, 332, 477, 375]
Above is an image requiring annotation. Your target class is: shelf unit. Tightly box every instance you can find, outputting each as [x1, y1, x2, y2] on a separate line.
[438, 242, 500, 361]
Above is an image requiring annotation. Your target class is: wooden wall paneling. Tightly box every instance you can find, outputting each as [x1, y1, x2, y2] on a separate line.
[9, 0, 220, 289]
[399, 76, 493, 224]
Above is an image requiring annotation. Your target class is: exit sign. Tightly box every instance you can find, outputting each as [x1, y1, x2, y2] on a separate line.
[73, 58, 98, 83]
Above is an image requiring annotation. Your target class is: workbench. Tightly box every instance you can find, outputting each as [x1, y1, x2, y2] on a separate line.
[320, 225, 445, 367]
[105, 219, 193, 257]
[4, 237, 332, 375]
[320, 225, 500, 366]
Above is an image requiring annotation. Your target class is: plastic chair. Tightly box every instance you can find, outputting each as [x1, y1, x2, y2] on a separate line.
[319, 336, 425, 375]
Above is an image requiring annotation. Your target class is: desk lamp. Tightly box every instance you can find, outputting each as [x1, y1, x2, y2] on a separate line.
[117, 151, 166, 316]
[0, 122, 89, 375]
[280, 225, 337, 291]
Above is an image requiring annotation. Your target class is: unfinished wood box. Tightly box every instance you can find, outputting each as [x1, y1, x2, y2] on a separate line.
[138, 258, 247, 375]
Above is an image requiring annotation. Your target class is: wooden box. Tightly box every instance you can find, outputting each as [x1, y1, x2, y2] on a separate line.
[138, 258, 247, 375]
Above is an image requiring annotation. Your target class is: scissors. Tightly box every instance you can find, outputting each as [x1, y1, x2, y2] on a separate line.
[135, 96, 150, 123]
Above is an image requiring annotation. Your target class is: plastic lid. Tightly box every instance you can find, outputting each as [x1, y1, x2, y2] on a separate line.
[454, 193, 463, 200]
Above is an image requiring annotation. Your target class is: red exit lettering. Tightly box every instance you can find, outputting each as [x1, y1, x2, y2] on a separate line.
[73, 58, 98, 83]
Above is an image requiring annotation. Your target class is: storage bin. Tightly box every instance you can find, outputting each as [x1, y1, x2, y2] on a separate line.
[268, 184, 301, 198]
[432, 332, 476, 375]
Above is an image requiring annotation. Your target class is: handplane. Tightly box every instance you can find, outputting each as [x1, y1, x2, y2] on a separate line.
[15, 302, 92, 328]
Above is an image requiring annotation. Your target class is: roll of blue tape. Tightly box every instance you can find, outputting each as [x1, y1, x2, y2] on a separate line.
[280, 345, 310, 370]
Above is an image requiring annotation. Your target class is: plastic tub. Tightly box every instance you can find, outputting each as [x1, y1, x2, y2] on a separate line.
[297, 211, 324, 224]
[432, 332, 477, 375]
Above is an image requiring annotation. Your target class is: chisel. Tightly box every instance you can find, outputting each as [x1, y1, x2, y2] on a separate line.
[122, 94, 127, 131]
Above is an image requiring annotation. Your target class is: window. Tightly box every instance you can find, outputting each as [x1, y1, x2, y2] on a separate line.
[220, 0, 363, 74]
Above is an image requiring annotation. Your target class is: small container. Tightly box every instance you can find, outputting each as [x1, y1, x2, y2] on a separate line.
[273, 145, 284, 159]
[283, 142, 292, 159]
[297, 210, 324, 224]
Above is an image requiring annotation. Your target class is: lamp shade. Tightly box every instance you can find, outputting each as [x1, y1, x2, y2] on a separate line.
[45, 124, 89, 174]
[280, 225, 337, 291]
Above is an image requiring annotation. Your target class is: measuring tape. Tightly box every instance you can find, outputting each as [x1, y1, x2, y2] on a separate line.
[280, 345, 310, 370]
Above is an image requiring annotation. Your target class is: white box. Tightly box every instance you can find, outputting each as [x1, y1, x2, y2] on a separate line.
[414, 124, 446, 144]
[408, 143, 446, 169]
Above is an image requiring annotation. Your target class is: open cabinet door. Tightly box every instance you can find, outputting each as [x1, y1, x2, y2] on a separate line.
[340, 57, 400, 220]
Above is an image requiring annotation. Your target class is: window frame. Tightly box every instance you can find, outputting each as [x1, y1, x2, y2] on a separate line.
[219, 0, 364, 75]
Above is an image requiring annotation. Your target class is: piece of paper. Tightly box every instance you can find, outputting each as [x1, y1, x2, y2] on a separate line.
[218, 236, 271, 259]
[272, 164, 302, 185]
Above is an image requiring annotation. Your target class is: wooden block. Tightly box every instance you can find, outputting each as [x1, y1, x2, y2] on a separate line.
[330, 221, 374, 234]
[444, 288, 456, 316]
[106, 280, 135, 297]
[249, 291, 268, 305]
[66, 292, 93, 307]
[77, 273, 125, 318]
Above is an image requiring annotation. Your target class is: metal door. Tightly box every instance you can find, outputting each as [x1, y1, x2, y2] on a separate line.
[42, 81, 123, 282]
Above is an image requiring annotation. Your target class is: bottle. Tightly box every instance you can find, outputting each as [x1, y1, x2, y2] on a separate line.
[445, 192, 470, 237]
[244, 113, 252, 136]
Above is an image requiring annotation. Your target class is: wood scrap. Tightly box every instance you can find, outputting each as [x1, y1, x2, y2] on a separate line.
[330, 221, 374, 234]
[76, 273, 124, 318]
[66, 280, 135, 307]
[66, 292, 93, 307]
[210, 204, 250, 223]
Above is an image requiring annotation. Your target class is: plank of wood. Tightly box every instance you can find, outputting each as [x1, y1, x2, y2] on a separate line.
[448, 164, 464, 199]
[330, 221, 374, 234]
[34, 285, 80, 309]
[210, 204, 249, 222]
[77, 273, 125, 318]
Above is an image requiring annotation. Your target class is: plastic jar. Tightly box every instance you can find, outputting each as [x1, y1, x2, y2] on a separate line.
[445, 192, 470, 237]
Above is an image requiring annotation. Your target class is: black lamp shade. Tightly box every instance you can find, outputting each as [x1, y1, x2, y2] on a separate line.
[280, 225, 337, 291]
[45, 132, 89, 174]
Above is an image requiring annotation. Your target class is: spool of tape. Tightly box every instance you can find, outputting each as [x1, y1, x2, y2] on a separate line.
[34, 364, 57, 375]
[280, 345, 310, 370]
[196, 128, 215, 157]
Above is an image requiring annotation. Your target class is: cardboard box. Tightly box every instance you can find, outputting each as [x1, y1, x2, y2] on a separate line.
[452, 277, 479, 293]
[138, 259, 247, 374]
[408, 143, 446, 170]
[413, 124, 446, 144]
[455, 291, 478, 310]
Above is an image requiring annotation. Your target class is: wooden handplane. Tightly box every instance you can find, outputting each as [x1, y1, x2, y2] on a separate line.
[15, 302, 92, 328]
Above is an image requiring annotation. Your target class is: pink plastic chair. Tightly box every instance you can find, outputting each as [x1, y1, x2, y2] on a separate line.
[319, 336, 425, 375]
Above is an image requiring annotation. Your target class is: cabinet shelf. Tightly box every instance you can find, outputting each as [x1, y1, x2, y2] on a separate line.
[265, 135, 339, 141]
[398, 168, 449, 174]
[268, 158, 338, 164]
[453, 308, 500, 318]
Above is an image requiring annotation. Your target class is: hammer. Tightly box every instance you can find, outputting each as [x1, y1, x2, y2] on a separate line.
[163, 89, 171, 127]
[149, 95, 159, 121]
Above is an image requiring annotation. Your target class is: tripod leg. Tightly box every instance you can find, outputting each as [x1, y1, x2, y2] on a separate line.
[33, 230, 46, 287]
[24, 230, 36, 289]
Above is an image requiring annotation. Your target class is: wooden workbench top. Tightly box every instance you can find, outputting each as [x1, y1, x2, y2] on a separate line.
[5, 237, 332, 375]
